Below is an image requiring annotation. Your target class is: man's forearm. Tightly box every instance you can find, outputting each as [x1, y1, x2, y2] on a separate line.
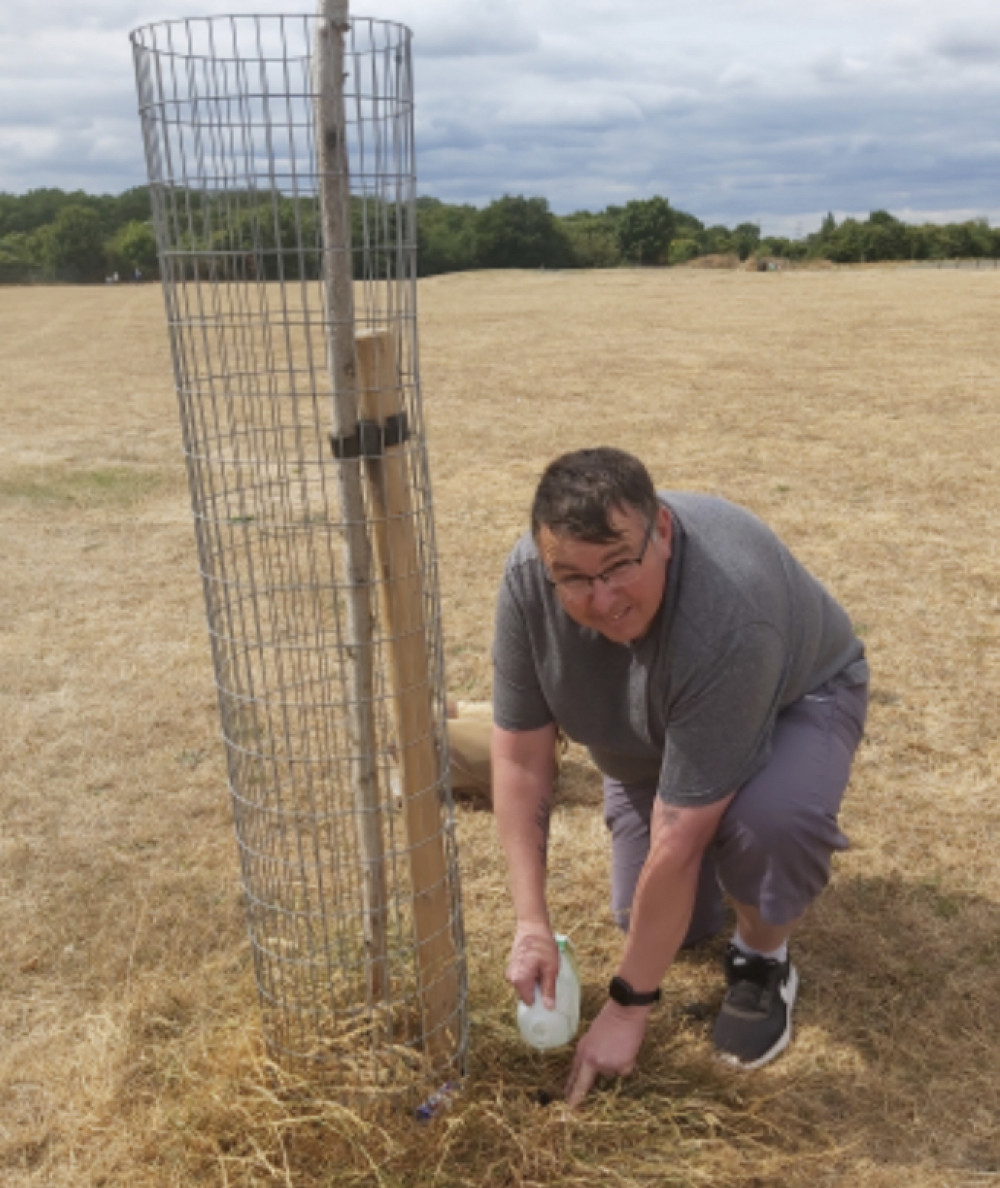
[494, 760, 552, 925]
[492, 724, 558, 926]
[616, 842, 702, 990]
[616, 794, 734, 991]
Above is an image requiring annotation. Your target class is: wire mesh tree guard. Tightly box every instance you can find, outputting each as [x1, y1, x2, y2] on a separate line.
[130, 6, 468, 1105]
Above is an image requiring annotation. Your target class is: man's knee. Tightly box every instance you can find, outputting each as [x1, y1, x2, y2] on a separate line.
[716, 796, 847, 911]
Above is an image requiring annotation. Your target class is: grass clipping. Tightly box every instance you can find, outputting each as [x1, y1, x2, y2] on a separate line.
[2, 267, 999, 1187]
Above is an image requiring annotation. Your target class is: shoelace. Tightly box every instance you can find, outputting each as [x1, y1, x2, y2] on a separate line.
[725, 953, 781, 1013]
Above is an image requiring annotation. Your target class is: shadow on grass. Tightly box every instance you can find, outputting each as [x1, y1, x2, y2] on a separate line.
[459, 870, 1000, 1188]
[767, 871, 1000, 1175]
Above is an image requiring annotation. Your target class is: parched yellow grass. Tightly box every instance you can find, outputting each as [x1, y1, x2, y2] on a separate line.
[1, 266, 998, 1187]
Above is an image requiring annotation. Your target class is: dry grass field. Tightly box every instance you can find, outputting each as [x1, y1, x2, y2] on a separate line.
[1, 265, 998, 1187]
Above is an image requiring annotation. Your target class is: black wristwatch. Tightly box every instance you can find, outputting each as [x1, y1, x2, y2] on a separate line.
[608, 975, 662, 1007]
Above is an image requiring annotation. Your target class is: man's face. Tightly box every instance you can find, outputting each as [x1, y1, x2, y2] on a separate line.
[536, 503, 672, 644]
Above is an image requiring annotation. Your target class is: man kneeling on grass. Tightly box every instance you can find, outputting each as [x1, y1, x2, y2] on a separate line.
[491, 447, 868, 1107]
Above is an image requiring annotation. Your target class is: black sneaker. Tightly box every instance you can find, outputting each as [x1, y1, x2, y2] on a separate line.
[712, 944, 799, 1070]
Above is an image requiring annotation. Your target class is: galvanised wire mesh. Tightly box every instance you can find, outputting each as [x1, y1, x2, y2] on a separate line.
[130, 12, 467, 1104]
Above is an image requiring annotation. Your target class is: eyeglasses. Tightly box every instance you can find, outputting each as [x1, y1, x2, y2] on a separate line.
[548, 519, 656, 603]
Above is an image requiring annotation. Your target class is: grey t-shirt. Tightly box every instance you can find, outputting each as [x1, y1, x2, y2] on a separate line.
[492, 492, 868, 807]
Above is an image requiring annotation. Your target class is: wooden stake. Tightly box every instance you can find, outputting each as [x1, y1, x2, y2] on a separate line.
[356, 330, 460, 1060]
[315, 1, 388, 1002]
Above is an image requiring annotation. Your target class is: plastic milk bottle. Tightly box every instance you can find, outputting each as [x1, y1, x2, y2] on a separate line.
[517, 934, 581, 1050]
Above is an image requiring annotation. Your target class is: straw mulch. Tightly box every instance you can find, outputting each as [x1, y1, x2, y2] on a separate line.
[1, 266, 997, 1187]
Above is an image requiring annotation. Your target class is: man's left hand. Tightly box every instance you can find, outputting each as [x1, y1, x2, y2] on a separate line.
[564, 1000, 652, 1108]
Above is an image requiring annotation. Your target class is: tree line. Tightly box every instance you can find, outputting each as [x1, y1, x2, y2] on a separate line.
[2, 186, 998, 284]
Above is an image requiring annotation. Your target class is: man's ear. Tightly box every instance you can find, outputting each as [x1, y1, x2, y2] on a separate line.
[655, 504, 673, 552]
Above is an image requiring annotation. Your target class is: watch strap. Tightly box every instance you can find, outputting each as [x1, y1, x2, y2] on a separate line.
[609, 975, 661, 1007]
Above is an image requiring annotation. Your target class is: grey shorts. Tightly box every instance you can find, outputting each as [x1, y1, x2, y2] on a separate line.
[603, 678, 869, 939]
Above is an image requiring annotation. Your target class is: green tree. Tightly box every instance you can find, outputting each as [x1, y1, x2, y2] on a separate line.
[906, 224, 935, 260]
[836, 218, 868, 263]
[672, 209, 705, 242]
[0, 231, 42, 283]
[416, 198, 477, 275]
[107, 220, 159, 278]
[43, 204, 107, 282]
[202, 196, 322, 282]
[860, 210, 908, 262]
[4, 182, 997, 283]
[113, 187, 153, 227]
[701, 224, 735, 256]
[948, 219, 995, 259]
[558, 210, 621, 268]
[473, 195, 572, 269]
[0, 188, 76, 236]
[806, 212, 838, 259]
[616, 196, 674, 265]
[733, 221, 761, 261]
[272, 196, 321, 280]
[667, 238, 700, 265]
[760, 235, 806, 262]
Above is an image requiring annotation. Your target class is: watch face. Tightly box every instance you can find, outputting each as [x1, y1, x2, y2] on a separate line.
[609, 976, 631, 1006]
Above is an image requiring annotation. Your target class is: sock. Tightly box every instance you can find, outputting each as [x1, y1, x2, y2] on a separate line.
[732, 933, 788, 964]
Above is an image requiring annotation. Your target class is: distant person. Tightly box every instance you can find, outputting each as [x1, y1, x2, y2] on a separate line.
[491, 447, 868, 1107]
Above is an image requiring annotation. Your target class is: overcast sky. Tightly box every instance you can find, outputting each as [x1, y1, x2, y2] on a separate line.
[2, 0, 999, 236]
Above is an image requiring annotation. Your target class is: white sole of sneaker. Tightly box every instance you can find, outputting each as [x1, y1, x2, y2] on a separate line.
[715, 963, 800, 1071]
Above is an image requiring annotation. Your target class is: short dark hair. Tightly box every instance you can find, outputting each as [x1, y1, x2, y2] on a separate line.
[530, 448, 660, 543]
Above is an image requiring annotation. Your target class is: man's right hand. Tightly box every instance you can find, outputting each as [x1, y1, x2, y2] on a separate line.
[506, 922, 560, 1008]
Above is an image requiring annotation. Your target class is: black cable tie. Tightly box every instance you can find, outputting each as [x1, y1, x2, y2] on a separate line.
[381, 411, 410, 450]
[329, 411, 410, 459]
[329, 426, 361, 459]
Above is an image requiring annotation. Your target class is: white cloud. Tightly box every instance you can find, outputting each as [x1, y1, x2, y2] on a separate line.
[0, 0, 999, 233]
[932, 27, 1000, 64]
[497, 88, 644, 131]
[0, 126, 62, 164]
[808, 50, 873, 84]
